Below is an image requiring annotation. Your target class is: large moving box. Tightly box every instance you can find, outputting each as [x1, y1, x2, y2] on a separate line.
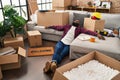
[37, 11, 69, 27]
[52, 0, 71, 7]
[84, 18, 105, 31]
[0, 47, 26, 79]
[53, 51, 120, 80]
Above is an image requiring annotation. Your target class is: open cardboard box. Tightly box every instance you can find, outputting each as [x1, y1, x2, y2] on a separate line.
[0, 47, 26, 79]
[53, 51, 120, 80]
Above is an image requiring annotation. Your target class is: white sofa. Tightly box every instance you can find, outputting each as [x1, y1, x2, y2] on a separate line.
[27, 10, 120, 41]
[27, 10, 120, 60]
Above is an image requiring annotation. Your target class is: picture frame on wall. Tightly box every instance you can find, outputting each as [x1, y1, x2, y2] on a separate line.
[101, 1, 112, 9]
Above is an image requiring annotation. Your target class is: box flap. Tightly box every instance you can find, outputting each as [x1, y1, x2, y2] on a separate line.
[112, 73, 120, 80]
[18, 47, 26, 57]
[95, 51, 120, 71]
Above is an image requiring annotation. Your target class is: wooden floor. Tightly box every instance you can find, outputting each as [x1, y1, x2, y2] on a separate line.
[2, 39, 71, 80]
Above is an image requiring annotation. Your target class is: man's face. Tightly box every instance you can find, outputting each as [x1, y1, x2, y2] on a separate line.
[72, 20, 80, 27]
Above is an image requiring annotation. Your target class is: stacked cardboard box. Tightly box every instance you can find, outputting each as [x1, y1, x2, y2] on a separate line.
[37, 11, 69, 27]
[27, 30, 42, 47]
[0, 47, 26, 79]
[84, 18, 105, 31]
[52, 0, 71, 10]
[4, 36, 24, 49]
[53, 51, 120, 80]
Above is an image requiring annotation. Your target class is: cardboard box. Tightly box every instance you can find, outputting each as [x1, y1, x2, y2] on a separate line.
[27, 30, 42, 47]
[0, 47, 26, 70]
[4, 36, 24, 49]
[1, 56, 21, 70]
[53, 51, 120, 80]
[84, 18, 105, 31]
[28, 0, 38, 14]
[37, 12, 69, 27]
[52, 0, 71, 7]
[0, 47, 26, 79]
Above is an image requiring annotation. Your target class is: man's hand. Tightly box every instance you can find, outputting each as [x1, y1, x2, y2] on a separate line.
[97, 34, 105, 40]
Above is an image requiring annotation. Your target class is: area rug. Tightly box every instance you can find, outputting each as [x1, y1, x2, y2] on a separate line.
[28, 47, 54, 57]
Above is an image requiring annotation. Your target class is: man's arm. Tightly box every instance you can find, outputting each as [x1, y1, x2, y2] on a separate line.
[47, 25, 70, 31]
[80, 28, 97, 36]
[80, 28, 105, 40]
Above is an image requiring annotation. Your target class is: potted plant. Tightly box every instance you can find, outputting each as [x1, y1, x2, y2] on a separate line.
[0, 5, 26, 48]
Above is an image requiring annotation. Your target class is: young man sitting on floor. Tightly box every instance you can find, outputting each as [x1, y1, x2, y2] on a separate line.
[43, 20, 105, 73]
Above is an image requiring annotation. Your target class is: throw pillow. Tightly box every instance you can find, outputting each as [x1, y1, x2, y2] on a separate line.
[73, 13, 90, 27]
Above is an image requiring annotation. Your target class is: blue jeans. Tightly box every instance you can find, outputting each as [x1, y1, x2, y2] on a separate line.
[52, 41, 70, 64]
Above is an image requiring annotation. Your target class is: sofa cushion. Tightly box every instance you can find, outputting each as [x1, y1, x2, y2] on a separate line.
[70, 34, 120, 60]
[65, 10, 88, 25]
[73, 13, 90, 27]
[101, 13, 120, 29]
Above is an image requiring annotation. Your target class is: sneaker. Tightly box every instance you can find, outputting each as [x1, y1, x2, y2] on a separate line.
[43, 61, 51, 73]
[51, 62, 57, 73]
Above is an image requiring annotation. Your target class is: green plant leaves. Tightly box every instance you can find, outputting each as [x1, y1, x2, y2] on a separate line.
[1, 5, 27, 38]
[0, 22, 6, 37]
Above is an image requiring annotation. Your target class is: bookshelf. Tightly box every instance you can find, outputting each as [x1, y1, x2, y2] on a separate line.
[69, 6, 110, 13]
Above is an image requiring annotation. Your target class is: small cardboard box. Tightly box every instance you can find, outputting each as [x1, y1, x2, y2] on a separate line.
[52, 0, 71, 7]
[27, 30, 42, 47]
[37, 11, 69, 27]
[53, 51, 120, 80]
[84, 18, 105, 31]
[0, 47, 26, 70]
[4, 36, 24, 49]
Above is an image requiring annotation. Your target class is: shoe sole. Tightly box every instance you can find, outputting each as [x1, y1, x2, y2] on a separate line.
[43, 61, 51, 73]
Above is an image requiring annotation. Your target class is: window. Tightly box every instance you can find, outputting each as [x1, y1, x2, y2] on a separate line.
[37, 0, 52, 10]
[0, 0, 28, 21]
[0, 0, 52, 21]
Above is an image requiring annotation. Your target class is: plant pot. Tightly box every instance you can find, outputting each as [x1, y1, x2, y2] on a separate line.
[10, 28, 16, 38]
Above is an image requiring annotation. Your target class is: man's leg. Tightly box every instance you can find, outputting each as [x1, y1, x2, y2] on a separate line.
[52, 41, 64, 63]
[50, 45, 69, 73]
[53, 44, 69, 64]
[43, 41, 64, 73]
[51, 43, 69, 73]
[60, 45, 70, 62]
